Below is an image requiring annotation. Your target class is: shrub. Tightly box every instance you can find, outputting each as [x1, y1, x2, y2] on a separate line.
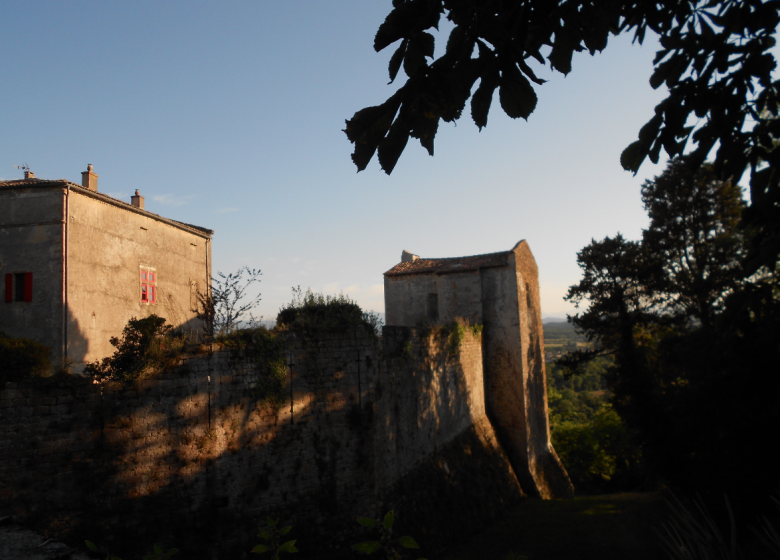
[276, 287, 382, 337]
[84, 315, 184, 384]
[0, 330, 52, 382]
[220, 327, 287, 408]
[551, 403, 645, 493]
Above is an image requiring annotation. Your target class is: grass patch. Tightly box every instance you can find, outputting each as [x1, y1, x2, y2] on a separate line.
[433, 493, 666, 560]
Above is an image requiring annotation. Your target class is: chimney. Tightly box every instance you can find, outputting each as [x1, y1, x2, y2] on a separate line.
[24, 170, 35, 179]
[81, 163, 98, 191]
[131, 189, 145, 209]
[401, 250, 419, 263]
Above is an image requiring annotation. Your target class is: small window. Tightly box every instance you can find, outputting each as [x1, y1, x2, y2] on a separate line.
[427, 293, 439, 321]
[140, 268, 157, 304]
[4, 272, 33, 303]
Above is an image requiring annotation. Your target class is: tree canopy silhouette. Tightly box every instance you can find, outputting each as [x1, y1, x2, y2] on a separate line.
[344, 0, 780, 272]
[559, 158, 779, 505]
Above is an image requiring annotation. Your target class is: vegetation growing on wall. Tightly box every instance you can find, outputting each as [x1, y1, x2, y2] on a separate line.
[417, 319, 482, 359]
[220, 327, 287, 409]
[276, 287, 383, 337]
[84, 315, 185, 384]
[0, 330, 52, 382]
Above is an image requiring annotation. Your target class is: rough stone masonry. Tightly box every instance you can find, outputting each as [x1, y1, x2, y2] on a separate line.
[1, 326, 525, 559]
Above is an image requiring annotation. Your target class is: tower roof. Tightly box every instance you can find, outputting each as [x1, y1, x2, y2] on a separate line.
[384, 250, 510, 277]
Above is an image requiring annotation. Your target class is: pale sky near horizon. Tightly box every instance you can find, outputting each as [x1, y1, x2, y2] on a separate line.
[1, 1, 680, 320]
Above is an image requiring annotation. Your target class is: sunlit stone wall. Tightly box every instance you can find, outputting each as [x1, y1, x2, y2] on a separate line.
[0, 325, 522, 558]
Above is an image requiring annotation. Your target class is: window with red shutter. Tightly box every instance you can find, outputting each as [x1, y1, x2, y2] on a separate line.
[5, 272, 33, 303]
[24, 272, 33, 302]
[140, 267, 157, 304]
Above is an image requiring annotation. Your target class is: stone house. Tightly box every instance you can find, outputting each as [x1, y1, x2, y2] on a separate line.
[0, 165, 212, 370]
[384, 240, 573, 499]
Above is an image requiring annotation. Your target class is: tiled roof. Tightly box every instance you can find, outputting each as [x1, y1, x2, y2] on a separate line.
[385, 251, 510, 277]
[0, 178, 213, 237]
[0, 178, 69, 188]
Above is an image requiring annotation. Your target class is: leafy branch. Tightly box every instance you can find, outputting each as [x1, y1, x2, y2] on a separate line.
[353, 510, 426, 560]
[252, 516, 298, 560]
[197, 266, 263, 337]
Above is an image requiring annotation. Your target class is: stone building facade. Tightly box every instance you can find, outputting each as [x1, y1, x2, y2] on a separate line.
[0, 165, 212, 370]
[384, 240, 574, 499]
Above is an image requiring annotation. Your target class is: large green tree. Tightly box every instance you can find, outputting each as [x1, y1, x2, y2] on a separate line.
[641, 159, 746, 328]
[344, 0, 780, 272]
[561, 158, 779, 506]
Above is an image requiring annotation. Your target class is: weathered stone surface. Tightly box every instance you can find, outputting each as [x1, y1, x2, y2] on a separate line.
[0, 327, 520, 559]
[384, 241, 574, 499]
[0, 176, 211, 370]
[0, 523, 90, 560]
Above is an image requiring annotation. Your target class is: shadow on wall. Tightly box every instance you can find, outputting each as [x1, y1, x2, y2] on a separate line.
[0, 326, 521, 560]
[3, 350, 365, 559]
[66, 303, 206, 373]
[65, 305, 90, 372]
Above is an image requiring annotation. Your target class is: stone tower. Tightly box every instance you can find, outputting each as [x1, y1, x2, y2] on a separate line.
[384, 240, 574, 498]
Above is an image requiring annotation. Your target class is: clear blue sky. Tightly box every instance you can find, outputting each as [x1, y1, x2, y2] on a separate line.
[2, 1, 678, 320]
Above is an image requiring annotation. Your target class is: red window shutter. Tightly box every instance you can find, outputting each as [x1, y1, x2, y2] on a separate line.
[24, 272, 33, 302]
[4, 274, 11, 303]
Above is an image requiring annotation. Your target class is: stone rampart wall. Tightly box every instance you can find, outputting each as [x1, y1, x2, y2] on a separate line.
[0, 326, 521, 559]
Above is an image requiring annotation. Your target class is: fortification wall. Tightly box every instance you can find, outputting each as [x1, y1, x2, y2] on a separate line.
[0, 326, 521, 559]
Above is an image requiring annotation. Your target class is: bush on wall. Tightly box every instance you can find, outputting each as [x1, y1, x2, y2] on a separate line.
[220, 326, 288, 408]
[276, 287, 382, 337]
[85, 315, 185, 384]
[0, 330, 52, 382]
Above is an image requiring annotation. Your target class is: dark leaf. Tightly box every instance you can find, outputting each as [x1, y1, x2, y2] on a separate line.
[352, 541, 382, 554]
[649, 137, 663, 164]
[417, 31, 435, 59]
[499, 65, 537, 120]
[384, 510, 395, 529]
[471, 70, 500, 130]
[398, 536, 420, 549]
[638, 114, 663, 146]
[389, 40, 407, 83]
[411, 112, 439, 155]
[374, 2, 441, 52]
[404, 33, 433, 77]
[345, 92, 404, 171]
[621, 140, 646, 173]
[252, 544, 269, 554]
[351, 143, 379, 172]
[377, 116, 411, 174]
[446, 25, 468, 55]
[548, 37, 574, 75]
